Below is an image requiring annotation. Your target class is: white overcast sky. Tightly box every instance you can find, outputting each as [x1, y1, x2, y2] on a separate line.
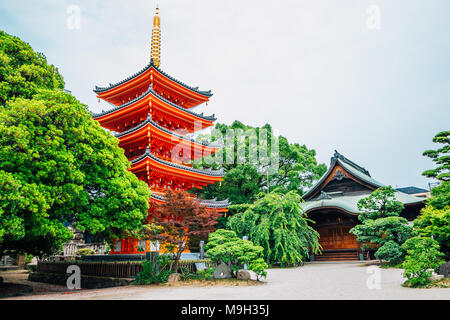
[1, 0, 449, 190]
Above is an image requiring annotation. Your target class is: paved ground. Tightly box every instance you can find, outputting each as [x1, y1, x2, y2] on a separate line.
[3, 263, 450, 300]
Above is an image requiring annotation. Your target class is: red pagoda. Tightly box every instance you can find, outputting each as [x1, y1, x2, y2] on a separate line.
[92, 7, 229, 254]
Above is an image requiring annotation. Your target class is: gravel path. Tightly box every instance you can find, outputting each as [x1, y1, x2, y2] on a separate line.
[4, 263, 450, 300]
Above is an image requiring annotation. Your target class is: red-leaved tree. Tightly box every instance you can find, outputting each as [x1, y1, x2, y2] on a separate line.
[150, 190, 221, 272]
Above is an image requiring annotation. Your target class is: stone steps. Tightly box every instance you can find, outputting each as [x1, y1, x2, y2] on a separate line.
[314, 250, 359, 261]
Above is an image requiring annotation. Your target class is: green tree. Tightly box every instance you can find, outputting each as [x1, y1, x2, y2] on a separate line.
[193, 121, 326, 204]
[422, 131, 450, 182]
[350, 186, 415, 264]
[427, 181, 450, 210]
[0, 30, 64, 106]
[413, 205, 450, 260]
[0, 90, 151, 257]
[227, 191, 321, 266]
[402, 236, 445, 287]
[204, 229, 267, 278]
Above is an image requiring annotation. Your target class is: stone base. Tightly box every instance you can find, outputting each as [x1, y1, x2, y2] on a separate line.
[28, 272, 133, 289]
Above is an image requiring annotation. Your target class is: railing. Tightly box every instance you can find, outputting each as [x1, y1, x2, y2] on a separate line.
[37, 261, 143, 278]
[36, 259, 214, 278]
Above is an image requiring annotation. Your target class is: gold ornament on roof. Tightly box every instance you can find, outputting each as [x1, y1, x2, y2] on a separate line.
[151, 6, 161, 67]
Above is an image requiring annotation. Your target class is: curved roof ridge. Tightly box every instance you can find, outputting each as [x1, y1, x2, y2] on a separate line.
[93, 59, 213, 97]
[92, 87, 152, 118]
[302, 151, 384, 200]
[150, 86, 216, 121]
[131, 147, 224, 177]
[91, 86, 216, 121]
[114, 114, 220, 148]
[332, 150, 371, 177]
[151, 193, 230, 208]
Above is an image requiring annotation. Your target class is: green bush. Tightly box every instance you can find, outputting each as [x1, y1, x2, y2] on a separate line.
[25, 254, 34, 264]
[249, 258, 268, 281]
[75, 248, 95, 256]
[196, 268, 215, 280]
[205, 229, 267, 278]
[413, 205, 450, 260]
[133, 255, 174, 285]
[374, 241, 405, 265]
[402, 237, 445, 287]
[26, 264, 37, 272]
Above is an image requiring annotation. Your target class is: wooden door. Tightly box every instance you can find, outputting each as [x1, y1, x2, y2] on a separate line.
[317, 225, 358, 250]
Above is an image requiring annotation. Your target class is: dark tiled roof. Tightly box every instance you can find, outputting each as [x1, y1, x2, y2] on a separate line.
[114, 113, 220, 148]
[91, 85, 216, 121]
[93, 59, 213, 97]
[151, 193, 230, 209]
[396, 186, 429, 194]
[131, 146, 224, 177]
[303, 150, 383, 200]
[331, 150, 371, 177]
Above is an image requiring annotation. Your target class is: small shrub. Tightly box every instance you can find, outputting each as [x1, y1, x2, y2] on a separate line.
[402, 236, 445, 287]
[133, 255, 174, 285]
[205, 229, 267, 278]
[249, 258, 268, 281]
[25, 254, 34, 264]
[191, 268, 216, 281]
[26, 264, 37, 272]
[374, 241, 405, 265]
[75, 248, 95, 256]
[178, 266, 191, 281]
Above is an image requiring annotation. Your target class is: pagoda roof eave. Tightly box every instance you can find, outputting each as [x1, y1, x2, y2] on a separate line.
[131, 147, 224, 178]
[114, 114, 220, 149]
[93, 59, 213, 98]
[150, 193, 230, 209]
[91, 86, 216, 122]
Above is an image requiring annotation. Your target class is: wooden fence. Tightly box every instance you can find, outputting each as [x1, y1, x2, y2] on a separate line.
[37, 259, 214, 278]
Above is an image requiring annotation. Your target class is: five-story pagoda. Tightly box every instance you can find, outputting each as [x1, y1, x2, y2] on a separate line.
[92, 7, 229, 254]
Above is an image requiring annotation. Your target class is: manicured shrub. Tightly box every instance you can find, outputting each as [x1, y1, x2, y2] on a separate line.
[374, 241, 404, 265]
[75, 248, 95, 256]
[205, 229, 267, 278]
[402, 237, 445, 287]
[350, 186, 415, 264]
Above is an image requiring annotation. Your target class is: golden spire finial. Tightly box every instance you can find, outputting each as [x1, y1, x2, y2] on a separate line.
[151, 5, 161, 67]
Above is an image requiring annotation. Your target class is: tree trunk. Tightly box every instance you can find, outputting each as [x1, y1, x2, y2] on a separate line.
[173, 243, 184, 272]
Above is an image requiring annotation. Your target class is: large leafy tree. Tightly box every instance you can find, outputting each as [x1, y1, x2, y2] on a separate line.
[350, 186, 415, 264]
[413, 130, 450, 260]
[0, 30, 64, 106]
[413, 205, 450, 260]
[0, 90, 151, 257]
[422, 131, 450, 182]
[193, 121, 326, 204]
[227, 191, 321, 266]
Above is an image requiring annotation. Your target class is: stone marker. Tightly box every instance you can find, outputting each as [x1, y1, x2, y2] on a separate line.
[199, 241, 205, 259]
[195, 262, 206, 272]
[213, 263, 232, 279]
[438, 262, 450, 278]
[168, 273, 181, 283]
[429, 273, 444, 281]
[237, 270, 251, 280]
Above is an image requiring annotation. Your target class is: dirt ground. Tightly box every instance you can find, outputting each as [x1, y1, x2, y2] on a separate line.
[0, 269, 82, 297]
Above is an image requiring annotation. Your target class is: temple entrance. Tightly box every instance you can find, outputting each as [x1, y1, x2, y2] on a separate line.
[308, 209, 360, 261]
